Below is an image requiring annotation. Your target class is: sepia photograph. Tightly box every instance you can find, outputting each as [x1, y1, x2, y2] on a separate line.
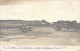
[0, 0, 80, 51]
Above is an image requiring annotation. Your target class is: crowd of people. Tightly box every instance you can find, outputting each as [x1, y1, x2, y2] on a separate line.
[53, 20, 80, 31]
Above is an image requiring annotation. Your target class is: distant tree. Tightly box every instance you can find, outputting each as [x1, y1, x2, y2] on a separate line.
[76, 23, 80, 29]
[70, 20, 77, 28]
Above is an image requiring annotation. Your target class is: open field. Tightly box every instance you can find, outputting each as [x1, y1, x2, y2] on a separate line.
[0, 27, 80, 46]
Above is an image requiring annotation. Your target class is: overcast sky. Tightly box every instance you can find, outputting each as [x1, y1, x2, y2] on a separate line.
[0, 0, 80, 22]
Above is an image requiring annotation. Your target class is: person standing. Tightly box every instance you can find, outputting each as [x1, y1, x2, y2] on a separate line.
[0, 27, 1, 38]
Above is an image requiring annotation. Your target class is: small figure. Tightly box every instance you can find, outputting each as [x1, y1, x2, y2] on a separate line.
[56, 24, 62, 31]
[19, 24, 33, 33]
[0, 27, 1, 38]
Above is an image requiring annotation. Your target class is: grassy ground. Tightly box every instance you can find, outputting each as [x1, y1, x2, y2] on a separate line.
[0, 27, 80, 46]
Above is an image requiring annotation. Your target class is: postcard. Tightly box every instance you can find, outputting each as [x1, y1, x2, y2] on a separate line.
[0, 0, 80, 51]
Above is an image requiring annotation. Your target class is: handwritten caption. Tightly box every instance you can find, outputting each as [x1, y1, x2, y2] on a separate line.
[3, 46, 67, 50]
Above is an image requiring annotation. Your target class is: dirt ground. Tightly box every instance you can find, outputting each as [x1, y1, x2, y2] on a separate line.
[0, 27, 80, 46]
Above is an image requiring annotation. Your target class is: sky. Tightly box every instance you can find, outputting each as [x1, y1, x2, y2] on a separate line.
[0, 0, 80, 22]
